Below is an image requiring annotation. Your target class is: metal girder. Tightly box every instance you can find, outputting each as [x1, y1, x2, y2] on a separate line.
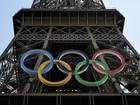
[13, 9, 125, 35]
[0, 95, 138, 105]
[22, 27, 53, 93]
[16, 26, 124, 41]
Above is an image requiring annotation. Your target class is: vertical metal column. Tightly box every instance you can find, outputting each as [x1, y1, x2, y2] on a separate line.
[22, 27, 53, 93]
[0, 27, 23, 92]
[56, 96, 62, 105]
[86, 27, 123, 93]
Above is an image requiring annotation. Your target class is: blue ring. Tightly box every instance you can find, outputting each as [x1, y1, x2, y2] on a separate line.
[20, 49, 54, 74]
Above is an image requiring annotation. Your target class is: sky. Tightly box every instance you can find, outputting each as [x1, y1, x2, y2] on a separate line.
[0, 0, 140, 55]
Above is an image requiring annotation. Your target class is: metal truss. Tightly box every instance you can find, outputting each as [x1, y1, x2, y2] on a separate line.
[0, 26, 140, 94]
[1, 0, 140, 105]
[32, 0, 105, 9]
[16, 26, 123, 40]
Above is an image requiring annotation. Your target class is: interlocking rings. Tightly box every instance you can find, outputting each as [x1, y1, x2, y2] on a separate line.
[20, 49, 126, 87]
[56, 49, 89, 74]
[20, 49, 54, 74]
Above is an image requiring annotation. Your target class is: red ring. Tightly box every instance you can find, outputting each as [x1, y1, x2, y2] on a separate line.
[92, 49, 126, 74]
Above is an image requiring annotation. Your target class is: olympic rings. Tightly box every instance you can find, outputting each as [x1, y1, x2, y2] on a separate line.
[38, 60, 72, 86]
[92, 49, 126, 74]
[56, 49, 89, 74]
[74, 59, 109, 87]
[19, 49, 126, 87]
[20, 49, 54, 74]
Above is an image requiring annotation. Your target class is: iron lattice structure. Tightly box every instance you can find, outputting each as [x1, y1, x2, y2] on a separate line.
[32, 0, 105, 9]
[0, 0, 140, 105]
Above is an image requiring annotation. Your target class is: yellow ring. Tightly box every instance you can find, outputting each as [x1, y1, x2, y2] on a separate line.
[38, 60, 72, 86]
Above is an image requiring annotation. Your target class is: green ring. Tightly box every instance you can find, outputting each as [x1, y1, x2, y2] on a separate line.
[74, 59, 109, 87]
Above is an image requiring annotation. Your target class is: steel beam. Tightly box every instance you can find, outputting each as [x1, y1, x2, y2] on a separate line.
[22, 27, 53, 93]
[86, 27, 123, 93]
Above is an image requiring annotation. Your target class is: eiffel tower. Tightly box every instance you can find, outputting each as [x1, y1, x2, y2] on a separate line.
[0, 0, 140, 105]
